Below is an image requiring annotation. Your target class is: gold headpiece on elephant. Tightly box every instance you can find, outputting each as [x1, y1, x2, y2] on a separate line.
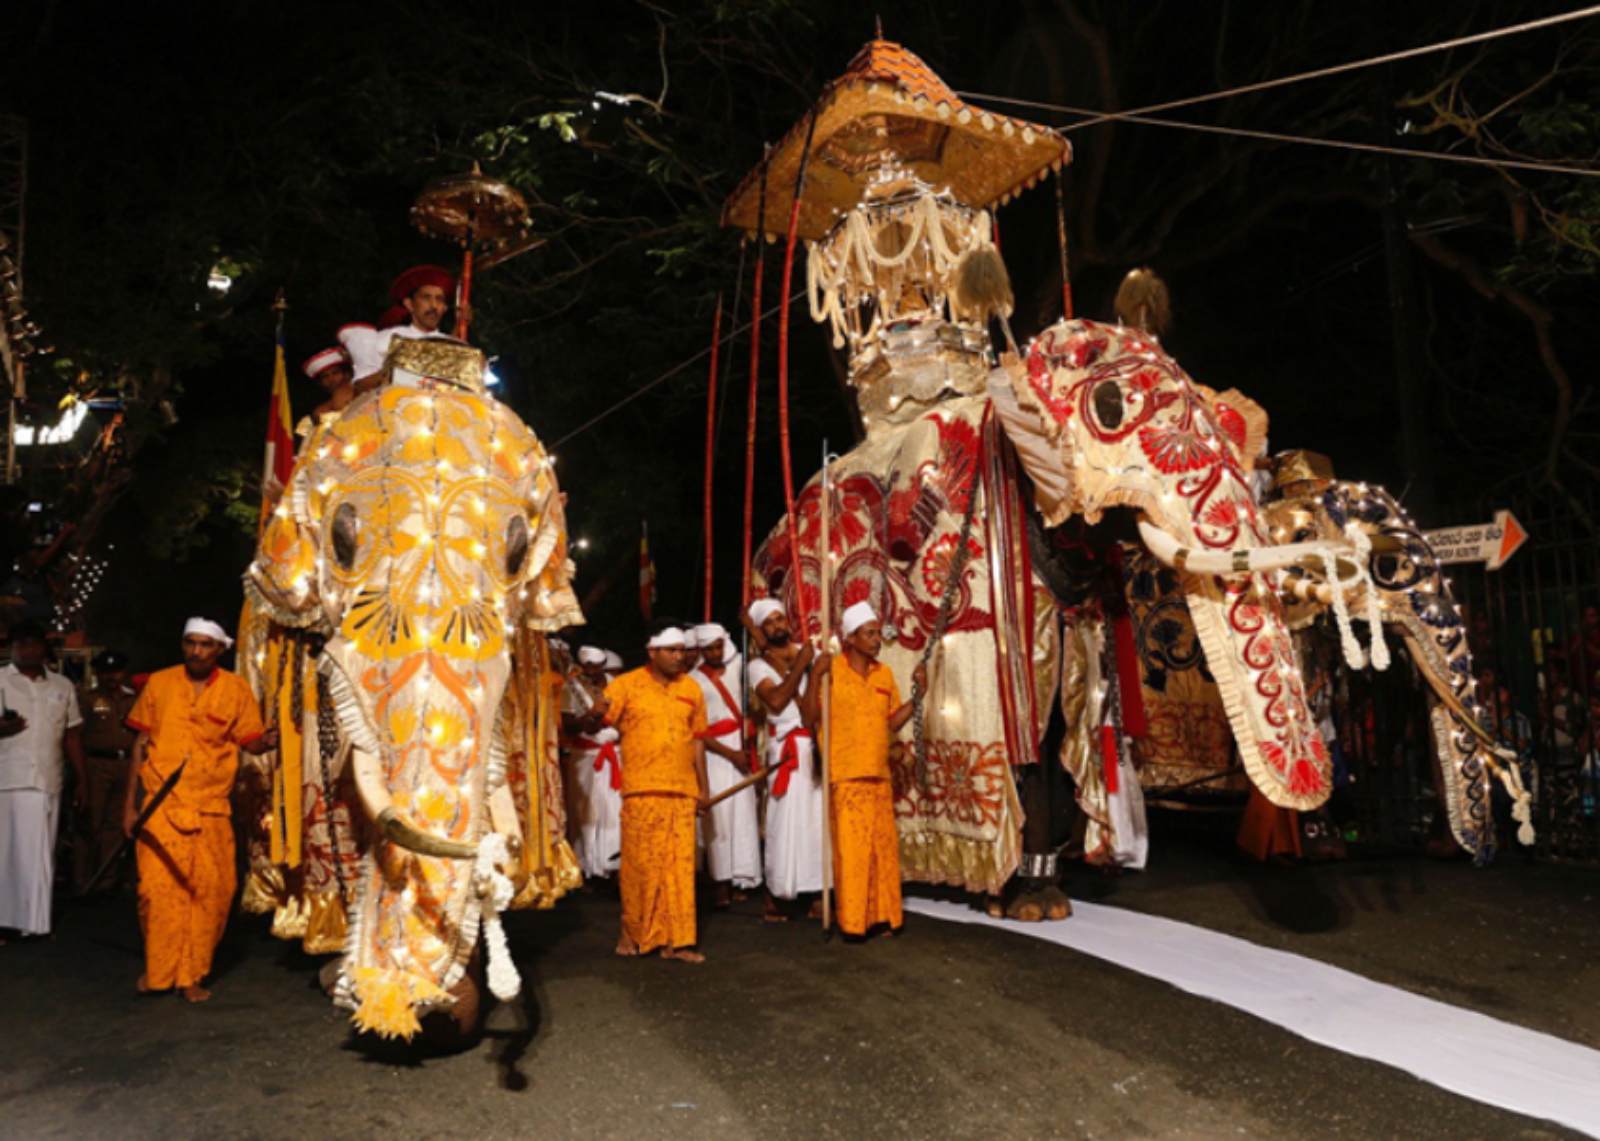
[1269, 449, 1336, 496]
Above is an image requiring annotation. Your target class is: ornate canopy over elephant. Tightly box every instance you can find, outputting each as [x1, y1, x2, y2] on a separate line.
[737, 38, 1376, 898]
[247, 337, 582, 1038]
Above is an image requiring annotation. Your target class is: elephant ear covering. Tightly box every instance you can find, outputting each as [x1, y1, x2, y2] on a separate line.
[1008, 319, 1332, 811]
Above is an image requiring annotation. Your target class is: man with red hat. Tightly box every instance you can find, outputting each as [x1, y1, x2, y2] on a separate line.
[299, 346, 355, 425]
[340, 264, 459, 382]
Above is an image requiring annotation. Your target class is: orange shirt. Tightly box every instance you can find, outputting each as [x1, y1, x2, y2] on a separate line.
[826, 657, 901, 783]
[127, 666, 265, 817]
[603, 667, 706, 797]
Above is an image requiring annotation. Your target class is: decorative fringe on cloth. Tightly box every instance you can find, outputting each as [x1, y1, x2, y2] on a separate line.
[349, 966, 452, 1041]
[239, 861, 287, 915]
[807, 184, 993, 354]
[271, 888, 348, 955]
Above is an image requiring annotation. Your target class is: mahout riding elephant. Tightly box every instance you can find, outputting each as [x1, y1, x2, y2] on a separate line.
[248, 338, 582, 1040]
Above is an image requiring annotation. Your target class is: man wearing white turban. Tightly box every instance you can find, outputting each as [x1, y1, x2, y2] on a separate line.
[746, 600, 824, 919]
[561, 646, 622, 880]
[690, 622, 761, 904]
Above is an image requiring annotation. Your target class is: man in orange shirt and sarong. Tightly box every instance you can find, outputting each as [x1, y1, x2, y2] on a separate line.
[589, 625, 710, 963]
[123, 618, 278, 1002]
[805, 602, 921, 939]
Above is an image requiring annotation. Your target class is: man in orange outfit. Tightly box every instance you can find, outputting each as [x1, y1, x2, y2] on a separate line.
[588, 624, 710, 963]
[805, 602, 921, 939]
[122, 618, 278, 1002]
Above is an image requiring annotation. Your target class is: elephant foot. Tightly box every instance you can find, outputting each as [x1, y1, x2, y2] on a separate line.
[416, 955, 484, 1052]
[993, 876, 1072, 923]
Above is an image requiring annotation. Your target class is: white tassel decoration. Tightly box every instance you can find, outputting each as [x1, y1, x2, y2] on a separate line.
[1344, 523, 1390, 671]
[474, 833, 521, 1002]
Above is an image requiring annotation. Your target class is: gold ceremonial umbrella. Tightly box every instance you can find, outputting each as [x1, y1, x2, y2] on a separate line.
[409, 164, 538, 340]
[722, 38, 1071, 240]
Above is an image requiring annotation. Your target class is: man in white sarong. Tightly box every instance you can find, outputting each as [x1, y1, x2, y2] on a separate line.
[561, 645, 622, 880]
[691, 622, 761, 906]
[0, 622, 85, 940]
[746, 600, 824, 921]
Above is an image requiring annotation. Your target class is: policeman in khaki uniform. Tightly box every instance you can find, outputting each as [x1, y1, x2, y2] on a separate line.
[73, 650, 139, 894]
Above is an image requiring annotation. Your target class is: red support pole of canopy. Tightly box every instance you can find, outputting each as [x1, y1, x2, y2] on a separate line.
[701, 294, 723, 622]
[740, 154, 770, 610]
[776, 112, 819, 630]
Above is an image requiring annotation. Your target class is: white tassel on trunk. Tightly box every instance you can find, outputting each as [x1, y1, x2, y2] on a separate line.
[474, 833, 521, 1002]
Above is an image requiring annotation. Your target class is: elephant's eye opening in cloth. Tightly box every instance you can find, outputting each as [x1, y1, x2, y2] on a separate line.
[506, 515, 530, 577]
[332, 503, 359, 570]
[1092, 380, 1124, 430]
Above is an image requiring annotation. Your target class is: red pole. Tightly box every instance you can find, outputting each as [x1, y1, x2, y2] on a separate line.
[739, 153, 770, 609]
[701, 293, 723, 622]
[1053, 168, 1074, 320]
[777, 113, 818, 629]
[455, 245, 476, 342]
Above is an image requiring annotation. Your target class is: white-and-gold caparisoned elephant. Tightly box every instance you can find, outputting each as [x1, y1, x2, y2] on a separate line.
[248, 338, 582, 1039]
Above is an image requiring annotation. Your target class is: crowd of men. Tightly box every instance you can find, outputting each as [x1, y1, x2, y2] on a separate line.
[560, 598, 921, 963]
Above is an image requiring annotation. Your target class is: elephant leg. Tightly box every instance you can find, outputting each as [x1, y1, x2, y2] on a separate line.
[416, 950, 485, 1052]
[987, 764, 1072, 922]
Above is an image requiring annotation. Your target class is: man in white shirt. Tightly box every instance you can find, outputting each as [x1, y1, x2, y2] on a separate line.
[339, 265, 459, 381]
[561, 645, 622, 880]
[691, 623, 761, 906]
[0, 622, 86, 940]
[746, 600, 823, 920]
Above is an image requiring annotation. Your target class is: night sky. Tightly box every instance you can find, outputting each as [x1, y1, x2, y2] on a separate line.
[4, 0, 1594, 662]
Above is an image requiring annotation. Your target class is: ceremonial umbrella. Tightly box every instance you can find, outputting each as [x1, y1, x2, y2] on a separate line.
[410, 163, 539, 342]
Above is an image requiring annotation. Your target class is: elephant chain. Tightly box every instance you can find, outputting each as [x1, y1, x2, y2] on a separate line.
[911, 469, 983, 788]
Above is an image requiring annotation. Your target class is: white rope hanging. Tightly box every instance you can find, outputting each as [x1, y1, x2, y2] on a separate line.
[473, 833, 521, 1002]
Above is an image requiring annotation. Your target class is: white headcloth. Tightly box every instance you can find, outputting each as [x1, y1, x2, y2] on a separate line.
[747, 599, 784, 628]
[647, 627, 687, 650]
[841, 601, 879, 637]
[680, 627, 700, 648]
[603, 651, 623, 672]
[183, 616, 234, 650]
[577, 646, 606, 666]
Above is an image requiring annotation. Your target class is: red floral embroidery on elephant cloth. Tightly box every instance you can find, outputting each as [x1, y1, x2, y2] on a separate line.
[921, 532, 985, 597]
[891, 738, 1008, 828]
[1138, 424, 1220, 474]
[1213, 401, 1248, 454]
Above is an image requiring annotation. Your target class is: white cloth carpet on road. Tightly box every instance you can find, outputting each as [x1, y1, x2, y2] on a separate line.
[906, 898, 1600, 1137]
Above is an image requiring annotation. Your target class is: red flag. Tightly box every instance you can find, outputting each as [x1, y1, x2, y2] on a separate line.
[257, 336, 295, 535]
[639, 519, 656, 622]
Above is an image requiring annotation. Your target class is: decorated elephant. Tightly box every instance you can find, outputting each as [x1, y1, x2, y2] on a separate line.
[1257, 454, 1533, 859]
[247, 337, 582, 1039]
[733, 38, 1379, 918]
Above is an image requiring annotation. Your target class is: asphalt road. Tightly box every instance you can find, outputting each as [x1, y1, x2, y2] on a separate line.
[2, 820, 1595, 1140]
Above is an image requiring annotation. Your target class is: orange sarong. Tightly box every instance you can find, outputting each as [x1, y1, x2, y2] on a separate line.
[830, 778, 902, 936]
[136, 810, 236, 989]
[619, 794, 697, 953]
[127, 665, 264, 989]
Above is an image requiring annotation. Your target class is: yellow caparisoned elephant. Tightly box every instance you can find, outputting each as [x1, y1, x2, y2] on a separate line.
[248, 338, 582, 1039]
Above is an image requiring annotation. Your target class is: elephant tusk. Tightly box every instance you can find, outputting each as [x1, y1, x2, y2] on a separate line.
[1136, 517, 1357, 578]
[351, 746, 478, 861]
[377, 808, 479, 861]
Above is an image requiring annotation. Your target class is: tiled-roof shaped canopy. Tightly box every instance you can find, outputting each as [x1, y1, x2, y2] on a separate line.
[722, 39, 1071, 242]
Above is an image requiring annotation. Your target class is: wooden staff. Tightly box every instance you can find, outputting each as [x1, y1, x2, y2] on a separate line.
[705, 763, 772, 809]
[818, 440, 834, 937]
